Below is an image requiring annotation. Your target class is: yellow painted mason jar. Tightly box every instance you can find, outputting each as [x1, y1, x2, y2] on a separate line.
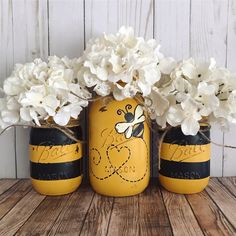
[29, 122, 83, 195]
[89, 98, 150, 197]
[159, 124, 210, 194]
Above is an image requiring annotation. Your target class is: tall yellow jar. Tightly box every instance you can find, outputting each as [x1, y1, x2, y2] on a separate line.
[159, 125, 210, 194]
[89, 98, 150, 197]
[29, 122, 83, 196]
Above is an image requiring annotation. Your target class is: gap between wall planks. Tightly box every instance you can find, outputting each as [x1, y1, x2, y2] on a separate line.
[0, 0, 236, 178]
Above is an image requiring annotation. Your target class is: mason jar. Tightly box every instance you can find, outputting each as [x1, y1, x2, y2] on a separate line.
[89, 98, 150, 197]
[29, 121, 83, 195]
[159, 124, 210, 194]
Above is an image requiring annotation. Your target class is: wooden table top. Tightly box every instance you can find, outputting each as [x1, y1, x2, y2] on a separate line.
[0, 178, 235, 236]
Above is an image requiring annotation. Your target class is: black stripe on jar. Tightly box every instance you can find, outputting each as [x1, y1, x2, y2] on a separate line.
[30, 158, 83, 180]
[159, 159, 210, 179]
[30, 126, 83, 146]
[162, 126, 210, 145]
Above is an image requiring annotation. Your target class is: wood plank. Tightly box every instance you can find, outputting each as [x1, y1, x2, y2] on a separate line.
[11, 0, 48, 178]
[206, 178, 236, 227]
[0, 189, 45, 236]
[138, 182, 172, 236]
[218, 177, 236, 197]
[223, 0, 236, 177]
[48, 0, 84, 57]
[154, 0, 190, 59]
[107, 196, 139, 235]
[85, 0, 153, 40]
[0, 180, 31, 220]
[190, 0, 228, 177]
[226, 0, 236, 173]
[0, 180, 18, 195]
[79, 193, 114, 236]
[15, 193, 70, 235]
[48, 184, 95, 236]
[186, 190, 235, 236]
[161, 188, 204, 236]
[0, 0, 16, 178]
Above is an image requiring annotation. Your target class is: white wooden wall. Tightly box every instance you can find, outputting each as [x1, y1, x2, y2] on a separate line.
[0, 0, 236, 178]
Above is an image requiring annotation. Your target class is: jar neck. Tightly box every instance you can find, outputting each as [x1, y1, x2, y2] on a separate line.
[41, 117, 80, 128]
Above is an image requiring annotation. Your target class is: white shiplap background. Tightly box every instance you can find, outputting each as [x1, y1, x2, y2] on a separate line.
[0, 0, 236, 178]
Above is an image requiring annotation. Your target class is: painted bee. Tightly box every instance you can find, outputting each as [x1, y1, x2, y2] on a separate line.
[115, 104, 145, 139]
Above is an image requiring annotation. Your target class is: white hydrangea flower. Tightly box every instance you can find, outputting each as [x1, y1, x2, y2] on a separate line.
[79, 26, 165, 100]
[113, 83, 138, 101]
[146, 57, 236, 135]
[0, 95, 20, 127]
[0, 56, 91, 129]
[144, 87, 169, 119]
[166, 99, 202, 135]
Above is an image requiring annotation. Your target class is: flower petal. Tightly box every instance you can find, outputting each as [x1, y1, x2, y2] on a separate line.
[53, 108, 71, 126]
[181, 117, 200, 135]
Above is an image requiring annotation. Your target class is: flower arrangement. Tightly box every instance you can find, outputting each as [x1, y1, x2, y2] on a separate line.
[0, 56, 91, 128]
[77, 26, 174, 100]
[0, 26, 236, 136]
[145, 58, 236, 135]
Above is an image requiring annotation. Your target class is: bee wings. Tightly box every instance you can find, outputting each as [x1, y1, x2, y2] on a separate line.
[134, 105, 145, 123]
[115, 105, 145, 139]
[115, 124, 133, 139]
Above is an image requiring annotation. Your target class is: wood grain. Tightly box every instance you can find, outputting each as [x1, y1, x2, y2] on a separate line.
[206, 178, 236, 228]
[161, 188, 204, 236]
[0, 179, 31, 220]
[107, 195, 139, 235]
[0, 180, 18, 195]
[186, 190, 235, 236]
[48, 0, 84, 57]
[0, 179, 234, 235]
[48, 184, 95, 236]
[85, 0, 153, 40]
[218, 177, 236, 197]
[15, 194, 70, 235]
[79, 193, 114, 236]
[154, 0, 190, 59]
[223, 0, 236, 177]
[0, 189, 45, 236]
[138, 182, 172, 236]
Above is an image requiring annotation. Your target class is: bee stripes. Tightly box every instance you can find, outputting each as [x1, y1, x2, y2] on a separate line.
[159, 125, 211, 194]
[30, 126, 83, 195]
[30, 158, 83, 180]
[159, 159, 210, 179]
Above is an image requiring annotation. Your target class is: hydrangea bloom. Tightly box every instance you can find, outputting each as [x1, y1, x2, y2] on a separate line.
[78, 26, 173, 100]
[0, 56, 91, 128]
[1, 27, 236, 137]
[146, 57, 236, 135]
